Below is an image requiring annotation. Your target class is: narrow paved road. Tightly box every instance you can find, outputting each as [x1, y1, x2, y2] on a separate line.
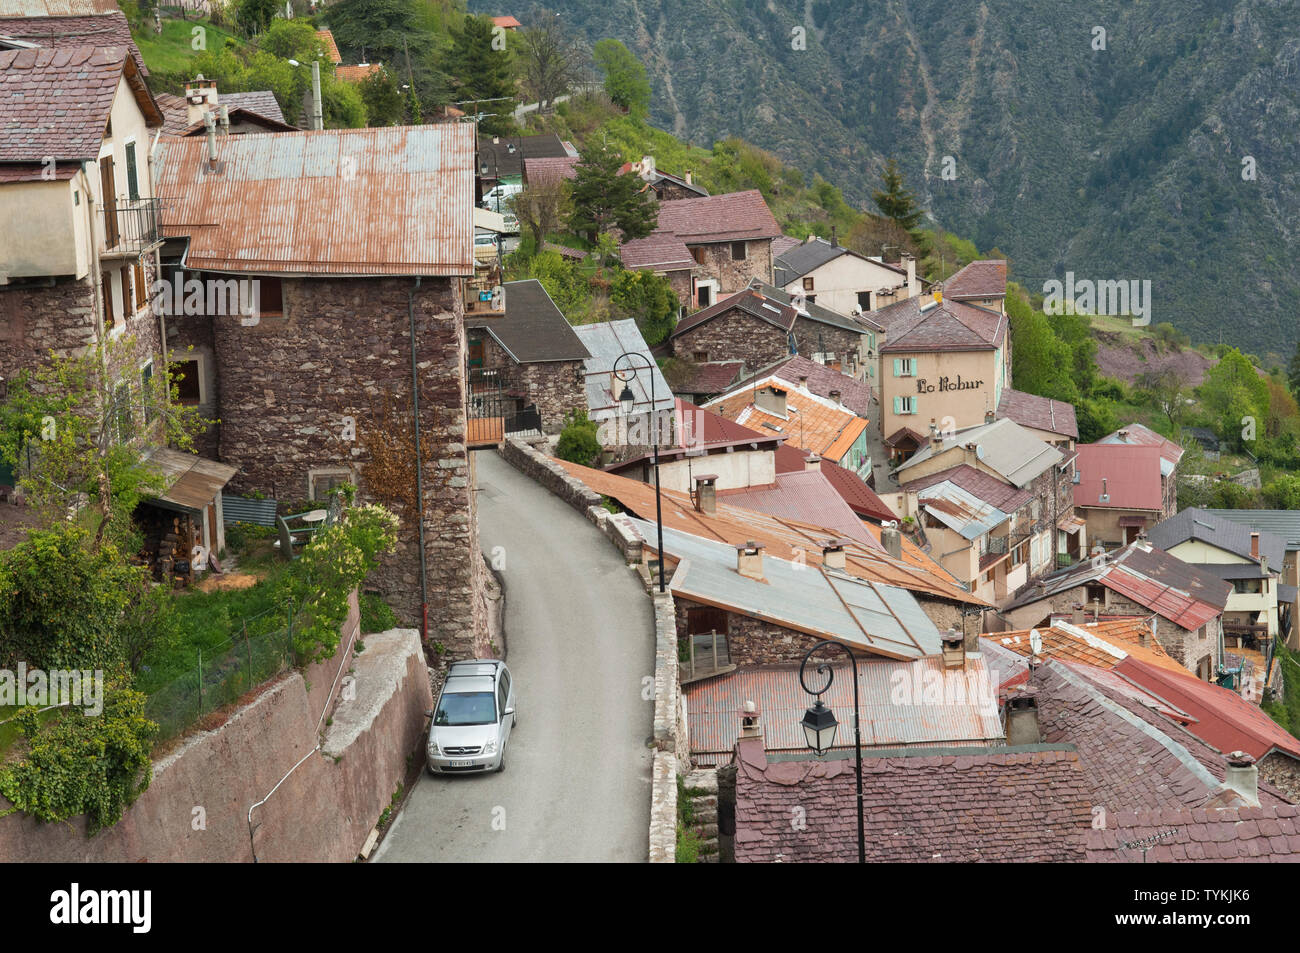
[374, 450, 655, 863]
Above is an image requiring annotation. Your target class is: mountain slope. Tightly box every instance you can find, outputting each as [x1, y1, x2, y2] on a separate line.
[487, 0, 1300, 355]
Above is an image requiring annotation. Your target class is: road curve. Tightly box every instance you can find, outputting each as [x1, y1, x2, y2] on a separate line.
[373, 449, 655, 863]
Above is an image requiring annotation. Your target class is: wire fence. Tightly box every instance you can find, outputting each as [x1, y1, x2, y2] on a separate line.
[145, 604, 297, 744]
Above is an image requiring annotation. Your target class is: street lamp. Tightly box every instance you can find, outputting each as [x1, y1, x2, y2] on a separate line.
[613, 351, 665, 594]
[287, 57, 323, 131]
[798, 639, 865, 863]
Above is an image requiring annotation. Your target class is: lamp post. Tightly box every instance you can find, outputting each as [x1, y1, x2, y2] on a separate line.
[798, 639, 865, 863]
[614, 350, 665, 593]
[287, 57, 323, 131]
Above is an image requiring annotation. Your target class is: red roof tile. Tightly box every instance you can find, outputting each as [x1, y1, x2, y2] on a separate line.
[0, 9, 146, 73]
[773, 443, 895, 521]
[523, 155, 578, 186]
[942, 259, 1006, 300]
[654, 189, 780, 244]
[997, 387, 1078, 440]
[618, 232, 694, 271]
[878, 295, 1007, 352]
[1087, 804, 1300, 862]
[1074, 443, 1165, 511]
[315, 29, 342, 64]
[0, 45, 160, 162]
[336, 63, 382, 84]
[1117, 657, 1300, 762]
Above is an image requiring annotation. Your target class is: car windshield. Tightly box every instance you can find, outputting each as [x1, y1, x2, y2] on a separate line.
[435, 691, 497, 726]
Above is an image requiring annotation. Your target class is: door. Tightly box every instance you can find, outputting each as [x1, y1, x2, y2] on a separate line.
[100, 155, 119, 249]
[497, 668, 513, 752]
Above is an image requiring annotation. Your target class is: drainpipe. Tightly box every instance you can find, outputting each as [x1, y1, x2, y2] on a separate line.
[408, 277, 429, 641]
[79, 161, 109, 387]
[147, 130, 169, 394]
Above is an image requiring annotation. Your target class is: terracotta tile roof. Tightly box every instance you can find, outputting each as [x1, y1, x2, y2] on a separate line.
[877, 295, 1007, 352]
[555, 459, 986, 605]
[1117, 657, 1300, 762]
[997, 387, 1078, 440]
[523, 155, 577, 186]
[0, 9, 144, 72]
[687, 658, 1004, 765]
[336, 62, 382, 83]
[705, 380, 868, 465]
[985, 618, 1190, 676]
[654, 189, 780, 244]
[0, 45, 160, 162]
[154, 124, 475, 276]
[942, 259, 1006, 300]
[618, 232, 694, 271]
[315, 29, 341, 64]
[774, 443, 895, 522]
[901, 462, 1033, 513]
[1030, 661, 1288, 814]
[733, 736, 1091, 862]
[491, 15, 521, 28]
[1074, 443, 1165, 511]
[1087, 804, 1300, 861]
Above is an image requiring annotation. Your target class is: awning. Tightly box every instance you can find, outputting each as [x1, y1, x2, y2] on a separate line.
[1057, 515, 1087, 535]
[144, 447, 238, 514]
[884, 426, 926, 448]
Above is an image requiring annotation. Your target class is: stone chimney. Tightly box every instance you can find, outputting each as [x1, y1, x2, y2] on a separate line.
[941, 627, 965, 669]
[903, 253, 916, 291]
[185, 75, 219, 127]
[1071, 604, 1084, 625]
[739, 700, 762, 739]
[693, 474, 718, 515]
[1224, 751, 1259, 806]
[804, 453, 821, 472]
[754, 386, 787, 418]
[964, 442, 979, 466]
[684, 170, 693, 185]
[1005, 687, 1042, 745]
[1251, 532, 1260, 559]
[822, 539, 848, 571]
[881, 524, 903, 560]
[736, 541, 764, 581]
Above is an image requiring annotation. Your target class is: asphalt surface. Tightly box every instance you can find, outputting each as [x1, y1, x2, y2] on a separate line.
[373, 449, 656, 863]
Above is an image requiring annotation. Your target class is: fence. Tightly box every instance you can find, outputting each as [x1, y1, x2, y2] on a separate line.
[145, 603, 297, 744]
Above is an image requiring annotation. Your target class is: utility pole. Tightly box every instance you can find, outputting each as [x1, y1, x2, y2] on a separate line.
[310, 60, 323, 131]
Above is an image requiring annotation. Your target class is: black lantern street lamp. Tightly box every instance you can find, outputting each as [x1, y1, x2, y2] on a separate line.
[613, 351, 665, 593]
[798, 639, 865, 863]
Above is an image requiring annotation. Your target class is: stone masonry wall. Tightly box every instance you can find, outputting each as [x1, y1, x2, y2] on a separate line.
[675, 595, 852, 666]
[692, 238, 773, 293]
[468, 333, 584, 434]
[205, 275, 485, 657]
[672, 308, 789, 367]
[791, 317, 862, 368]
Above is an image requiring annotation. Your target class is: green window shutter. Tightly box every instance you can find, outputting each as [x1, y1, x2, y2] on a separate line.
[893, 396, 902, 414]
[893, 358, 902, 376]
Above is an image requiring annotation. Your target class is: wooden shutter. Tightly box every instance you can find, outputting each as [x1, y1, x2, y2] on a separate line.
[893, 358, 902, 376]
[101, 270, 115, 329]
[893, 396, 902, 414]
[99, 156, 119, 249]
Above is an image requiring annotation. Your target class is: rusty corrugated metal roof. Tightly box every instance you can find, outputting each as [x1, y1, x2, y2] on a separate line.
[154, 125, 475, 276]
[687, 658, 1005, 764]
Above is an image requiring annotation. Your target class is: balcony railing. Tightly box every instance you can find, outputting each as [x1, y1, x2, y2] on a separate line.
[100, 196, 163, 256]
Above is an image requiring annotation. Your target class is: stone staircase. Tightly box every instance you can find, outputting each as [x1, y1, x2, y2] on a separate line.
[684, 768, 720, 863]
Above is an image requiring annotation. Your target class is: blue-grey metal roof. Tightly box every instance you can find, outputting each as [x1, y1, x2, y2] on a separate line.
[1148, 507, 1287, 567]
[574, 319, 674, 422]
[917, 480, 1011, 540]
[222, 494, 278, 527]
[1207, 509, 1300, 551]
[638, 520, 943, 660]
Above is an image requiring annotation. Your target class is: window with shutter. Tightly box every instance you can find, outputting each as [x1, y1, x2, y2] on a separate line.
[893, 396, 902, 414]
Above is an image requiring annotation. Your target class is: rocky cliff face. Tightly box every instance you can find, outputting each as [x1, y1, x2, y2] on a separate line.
[496, 0, 1300, 353]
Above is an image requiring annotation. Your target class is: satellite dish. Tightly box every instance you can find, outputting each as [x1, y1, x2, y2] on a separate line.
[975, 444, 985, 461]
[1029, 628, 1043, 656]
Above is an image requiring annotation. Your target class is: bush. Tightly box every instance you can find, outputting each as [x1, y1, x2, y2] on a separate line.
[556, 410, 602, 465]
[360, 592, 400, 633]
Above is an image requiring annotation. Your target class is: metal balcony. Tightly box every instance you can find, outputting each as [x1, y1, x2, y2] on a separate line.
[100, 196, 164, 258]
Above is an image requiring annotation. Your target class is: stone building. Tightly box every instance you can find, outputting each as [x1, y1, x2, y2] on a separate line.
[465, 278, 589, 435]
[153, 124, 490, 656]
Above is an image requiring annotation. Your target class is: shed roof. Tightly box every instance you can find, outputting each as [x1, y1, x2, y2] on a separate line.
[144, 447, 237, 514]
[154, 124, 475, 275]
[573, 319, 674, 420]
[464, 279, 589, 364]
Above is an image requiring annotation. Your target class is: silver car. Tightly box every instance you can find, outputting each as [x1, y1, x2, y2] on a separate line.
[426, 660, 516, 774]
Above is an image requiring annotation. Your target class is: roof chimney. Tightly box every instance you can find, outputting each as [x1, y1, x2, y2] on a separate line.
[739, 700, 762, 739]
[1251, 532, 1260, 559]
[822, 539, 848, 571]
[684, 170, 693, 185]
[736, 541, 765, 581]
[804, 453, 821, 472]
[830, 225, 838, 248]
[798, 374, 808, 387]
[693, 474, 718, 515]
[1224, 751, 1259, 806]
[964, 441, 979, 466]
[984, 408, 995, 425]
[904, 254, 916, 292]
[203, 112, 218, 172]
[941, 627, 965, 669]
[1005, 687, 1042, 745]
[217, 103, 230, 135]
[1071, 604, 1084, 625]
[754, 385, 787, 418]
[184, 75, 218, 127]
[829, 389, 841, 405]
[881, 524, 903, 560]
[1117, 429, 1129, 441]
[929, 418, 942, 449]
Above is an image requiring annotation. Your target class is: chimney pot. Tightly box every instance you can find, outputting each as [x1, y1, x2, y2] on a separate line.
[804, 453, 821, 472]
[1005, 687, 1042, 745]
[693, 474, 718, 515]
[737, 541, 765, 580]
[740, 700, 762, 738]
[1224, 750, 1260, 806]
[1251, 532, 1260, 559]
[822, 538, 848, 571]
[941, 627, 965, 669]
[881, 524, 903, 560]
[984, 408, 995, 425]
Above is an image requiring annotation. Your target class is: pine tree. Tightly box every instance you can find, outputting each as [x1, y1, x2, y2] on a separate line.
[1288, 340, 1300, 400]
[873, 159, 923, 232]
[444, 14, 515, 136]
[568, 139, 659, 243]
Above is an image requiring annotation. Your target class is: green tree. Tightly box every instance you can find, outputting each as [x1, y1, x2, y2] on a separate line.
[873, 159, 923, 232]
[234, 0, 278, 36]
[556, 410, 602, 465]
[359, 70, 406, 126]
[1288, 340, 1300, 399]
[444, 13, 516, 136]
[1007, 289, 1079, 403]
[569, 138, 659, 242]
[326, 0, 449, 114]
[1263, 474, 1300, 510]
[1199, 347, 1270, 451]
[321, 75, 368, 128]
[611, 269, 679, 347]
[1136, 368, 1188, 430]
[593, 38, 650, 116]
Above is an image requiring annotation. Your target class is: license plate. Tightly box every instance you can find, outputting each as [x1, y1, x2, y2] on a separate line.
[450, 760, 474, 767]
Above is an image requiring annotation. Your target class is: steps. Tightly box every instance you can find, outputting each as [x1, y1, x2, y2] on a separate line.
[684, 768, 720, 863]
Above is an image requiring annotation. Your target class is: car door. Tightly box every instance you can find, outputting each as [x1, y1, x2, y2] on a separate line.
[496, 673, 511, 752]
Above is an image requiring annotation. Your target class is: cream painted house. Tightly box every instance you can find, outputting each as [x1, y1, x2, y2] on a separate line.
[773, 236, 921, 317]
